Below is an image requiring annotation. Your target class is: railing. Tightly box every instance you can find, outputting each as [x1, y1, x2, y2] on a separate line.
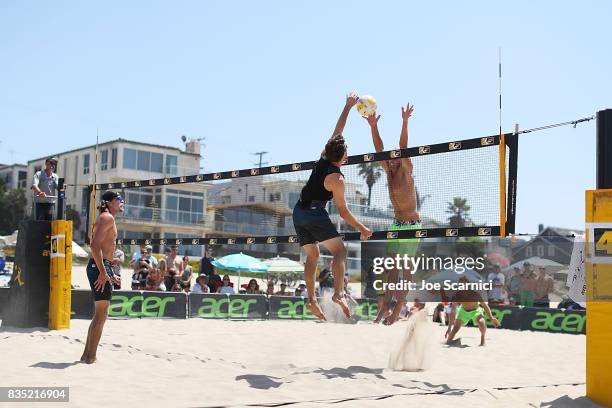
[121, 206, 205, 225]
[328, 201, 395, 219]
[210, 221, 294, 236]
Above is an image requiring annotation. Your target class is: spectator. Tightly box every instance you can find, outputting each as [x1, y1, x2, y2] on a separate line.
[245, 279, 263, 294]
[487, 264, 505, 304]
[170, 277, 182, 292]
[275, 283, 290, 296]
[144, 276, 160, 291]
[266, 281, 275, 296]
[218, 275, 235, 294]
[179, 256, 193, 289]
[181, 280, 191, 293]
[133, 257, 153, 289]
[166, 245, 183, 275]
[143, 245, 158, 267]
[295, 282, 308, 297]
[208, 266, 222, 293]
[534, 266, 554, 308]
[192, 274, 210, 293]
[130, 244, 147, 268]
[131, 278, 140, 291]
[148, 268, 166, 291]
[165, 268, 179, 291]
[519, 264, 537, 307]
[557, 297, 585, 311]
[507, 266, 522, 305]
[111, 247, 125, 290]
[433, 303, 447, 325]
[200, 246, 215, 276]
[31, 157, 59, 221]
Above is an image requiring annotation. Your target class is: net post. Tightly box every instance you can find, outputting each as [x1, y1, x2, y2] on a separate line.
[499, 131, 507, 237]
[85, 185, 94, 244]
[586, 109, 612, 406]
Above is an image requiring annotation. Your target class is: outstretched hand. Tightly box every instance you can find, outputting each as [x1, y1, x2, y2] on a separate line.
[365, 113, 381, 127]
[345, 92, 359, 108]
[401, 103, 414, 121]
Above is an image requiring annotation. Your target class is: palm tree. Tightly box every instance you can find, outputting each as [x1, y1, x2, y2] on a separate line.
[446, 197, 471, 228]
[358, 162, 383, 208]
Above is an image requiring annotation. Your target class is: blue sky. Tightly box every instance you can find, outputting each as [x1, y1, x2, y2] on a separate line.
[1, 1, 610, 234]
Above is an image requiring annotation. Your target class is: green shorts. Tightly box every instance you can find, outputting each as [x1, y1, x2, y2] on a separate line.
[385, 221, 422, 256]
[456, 305, 485, 325]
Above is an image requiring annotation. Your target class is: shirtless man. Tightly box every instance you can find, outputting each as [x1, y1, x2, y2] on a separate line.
[81, 191, 124, 364]
[293, 92, 372, 321]
[445, 277, 500, 346]
[365, 103, 420, 325]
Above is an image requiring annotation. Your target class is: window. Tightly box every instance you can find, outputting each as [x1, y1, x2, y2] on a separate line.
[526, 246, 533, 257]
[83, 154, 90, 175]
[101, 150, 108, 171]
[151, 153, 163, 173]
[269, 192, 281, 202]
[537, 245, 544, 257]
[166, 155, 177, 175]
[18, 171, 27, 188]
[137, 150, 150, 171]
[124, 148, 137, 169]
[548, 246, 555, 257]
[111, 148, 118, 169]
[248, 195, 255, 202]
[164, 190, 205, 224]
[221, 195, 231, 204]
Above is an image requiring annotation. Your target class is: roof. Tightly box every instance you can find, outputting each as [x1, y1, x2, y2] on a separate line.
[540, 226, 584, 237]
[28, 138, 200, 164]
[0, 163, 27, 170]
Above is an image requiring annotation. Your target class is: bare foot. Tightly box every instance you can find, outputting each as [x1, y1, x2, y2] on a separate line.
[480, 337, 485, 347]
[383, 310, 401, 326]
[80, 354, 87, 362]
[332, 294, 351, 319]
[85, 356, 97, 364]
[446, 338, 462, 346]
[374, 304, 391, 324]
[306, 301, 327, 321]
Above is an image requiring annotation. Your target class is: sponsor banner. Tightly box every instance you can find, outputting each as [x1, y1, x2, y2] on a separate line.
[354, 298, 378, 321]
[464, 305, 522, 330]
[189, 293, 267, 319]
[519, 307, 586, 335]
[107, 291, 187, 319]
[97, 135, 502, 191]
[268, 296, 317, 320]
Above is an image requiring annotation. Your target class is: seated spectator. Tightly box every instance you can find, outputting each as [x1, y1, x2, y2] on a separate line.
[192, 274, 210, 293]
[265, 281, 275, 296]
[208, 267, 222, 293]
[129, 244, 147, 268]
[132, 257, 152, 289]
[181, 280, 191, 293]
[433, 302, 446, 324]
[318, 261, 334, 295]
[170, 277, 182, 292]
[245, 279, 263, 294]
[275, 283, 290, 296]
[144, 276, 160, 291]
[217, 275, 235, 294]
[131, 278, 140, 291]
[148, 268, 166, 291]
[179, 256, 193, 289]
[143, 245, 159, 267]
[165, 267, 179, 291]
[295, 282, 307, 297]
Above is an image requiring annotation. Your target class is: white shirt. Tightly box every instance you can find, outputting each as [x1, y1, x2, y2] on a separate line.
[487, 272, 505, 300]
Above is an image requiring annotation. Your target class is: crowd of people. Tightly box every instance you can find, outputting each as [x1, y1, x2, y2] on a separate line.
[118, 245, 340, 297]
[487, 262, 555, 308]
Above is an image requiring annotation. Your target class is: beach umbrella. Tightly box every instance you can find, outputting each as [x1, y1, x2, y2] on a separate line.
[263, 256, 304, 273]
[485, 252, 510, 267]
[503, 256, 564, 272]
[212, 252, 268, 288]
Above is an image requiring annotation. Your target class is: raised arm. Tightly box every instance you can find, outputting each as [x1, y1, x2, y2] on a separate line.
[399, 103, 414, 149]
[330, 92, 359, 141]
[325, 174, 372, 240]
[366, 114, 384, 152]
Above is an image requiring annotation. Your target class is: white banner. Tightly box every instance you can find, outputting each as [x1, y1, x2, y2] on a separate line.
[567, 234, 586, 306]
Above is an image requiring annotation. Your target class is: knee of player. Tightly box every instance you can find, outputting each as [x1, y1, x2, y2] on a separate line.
[333, 245, 347, 259]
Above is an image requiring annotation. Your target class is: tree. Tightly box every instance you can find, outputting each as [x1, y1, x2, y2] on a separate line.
[0, 179, 28, 235]
[358, 162, 383, 208]
[446, 197, 471, 228]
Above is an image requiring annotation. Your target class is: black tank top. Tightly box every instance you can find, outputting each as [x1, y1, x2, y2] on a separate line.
[300, 158, 343, 204]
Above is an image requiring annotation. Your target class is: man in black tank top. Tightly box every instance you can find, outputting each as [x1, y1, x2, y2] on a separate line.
[292, 93, 373, 321]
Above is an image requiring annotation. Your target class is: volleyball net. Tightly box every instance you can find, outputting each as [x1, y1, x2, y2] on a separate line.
[87, 133, 518, 247]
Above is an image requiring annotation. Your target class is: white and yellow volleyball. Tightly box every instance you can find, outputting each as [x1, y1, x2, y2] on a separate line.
[355, 95, 377, 117]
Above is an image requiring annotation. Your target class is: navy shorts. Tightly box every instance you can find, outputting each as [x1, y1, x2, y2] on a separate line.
[86, 258, 114, 302]
[292, 201, 340, 246]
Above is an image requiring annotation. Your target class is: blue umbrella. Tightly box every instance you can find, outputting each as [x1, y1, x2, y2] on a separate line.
[212, 253, 269, 289]
[212, 253, 269, 272]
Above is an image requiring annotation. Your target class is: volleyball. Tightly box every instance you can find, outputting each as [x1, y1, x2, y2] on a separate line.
[356, 95, 377, 117]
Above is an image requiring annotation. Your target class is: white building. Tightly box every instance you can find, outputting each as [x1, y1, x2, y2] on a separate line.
[0, 163, 28, 190]
[27, 139, 210, 255]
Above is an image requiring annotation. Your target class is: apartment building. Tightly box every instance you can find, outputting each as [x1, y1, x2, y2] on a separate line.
[0, 163, 28, 190]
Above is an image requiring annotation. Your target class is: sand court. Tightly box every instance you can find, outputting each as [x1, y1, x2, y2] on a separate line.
[0, 317, 592, 407]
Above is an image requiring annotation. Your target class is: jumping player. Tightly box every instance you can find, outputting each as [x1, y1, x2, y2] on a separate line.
[293, 92, 372, 321]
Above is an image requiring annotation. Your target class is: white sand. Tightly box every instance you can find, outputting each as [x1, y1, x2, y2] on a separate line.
[0, 316, 595, 408]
